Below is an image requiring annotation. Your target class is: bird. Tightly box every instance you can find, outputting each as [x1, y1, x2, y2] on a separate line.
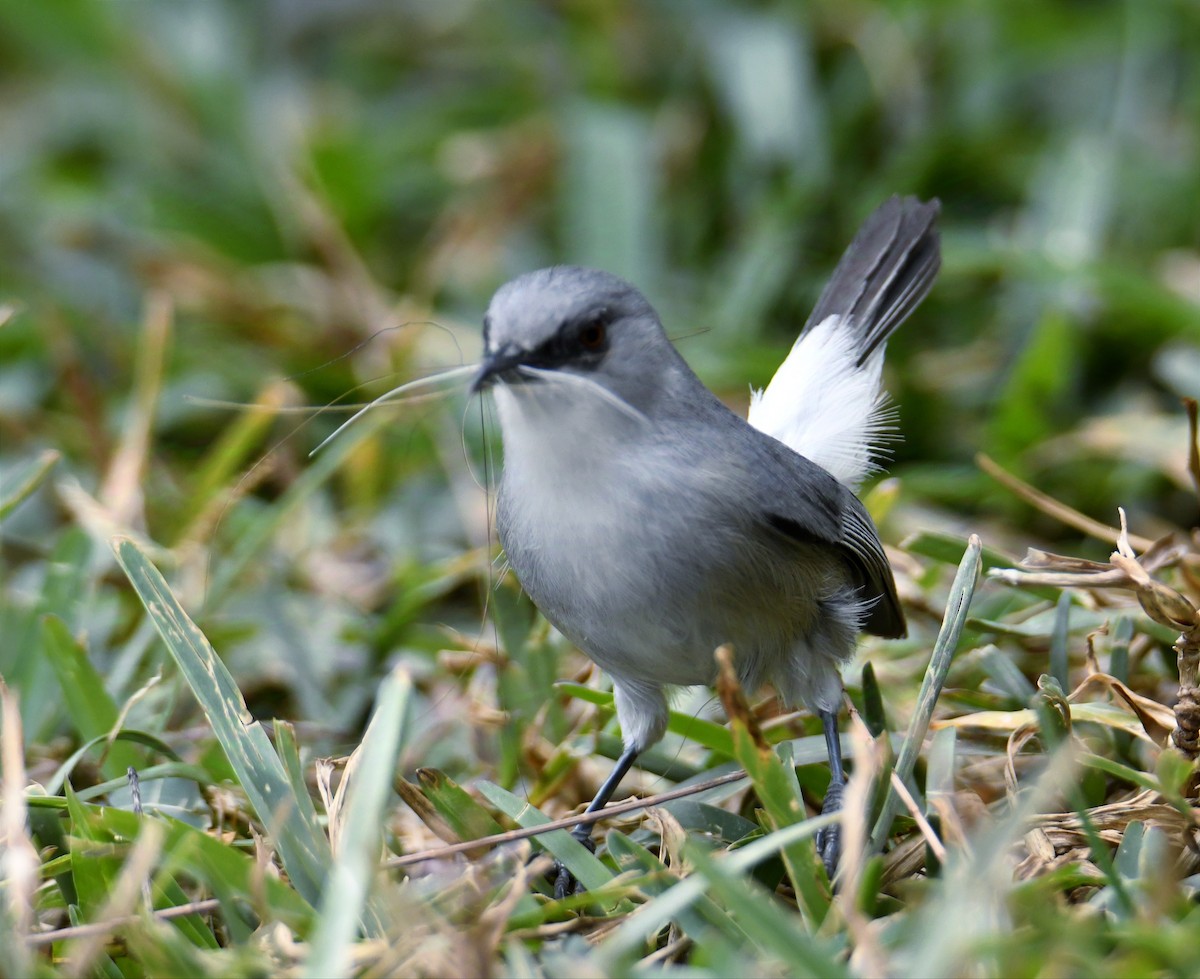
[471, 196, 940, 896]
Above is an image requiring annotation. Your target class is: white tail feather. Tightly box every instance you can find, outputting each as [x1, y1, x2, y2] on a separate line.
[747, 316, 896, 490]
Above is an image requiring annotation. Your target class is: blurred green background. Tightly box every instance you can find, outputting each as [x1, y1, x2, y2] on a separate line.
[2, 0, 1198, 753]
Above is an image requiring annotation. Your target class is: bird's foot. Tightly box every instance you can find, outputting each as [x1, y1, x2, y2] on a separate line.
[551, 828, 596, 900]
[815, 779, 844, 880]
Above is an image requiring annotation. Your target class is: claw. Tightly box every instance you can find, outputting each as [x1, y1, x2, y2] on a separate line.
[551, 828, 596, 899]
[547, 745, 640, 900]
[552, 860, 581, 899]
[816, 779, 844, 879]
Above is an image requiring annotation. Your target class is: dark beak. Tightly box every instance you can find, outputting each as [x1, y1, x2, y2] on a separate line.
[470, 344, 526, 394]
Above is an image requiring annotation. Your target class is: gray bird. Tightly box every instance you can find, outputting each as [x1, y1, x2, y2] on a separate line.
[472, 196, 940, 894]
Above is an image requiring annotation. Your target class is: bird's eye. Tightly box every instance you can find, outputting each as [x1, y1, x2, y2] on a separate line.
[579, 321, 606, 350]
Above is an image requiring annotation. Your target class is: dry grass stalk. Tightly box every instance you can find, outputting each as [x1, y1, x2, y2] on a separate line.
[992, 508, 1200, 758]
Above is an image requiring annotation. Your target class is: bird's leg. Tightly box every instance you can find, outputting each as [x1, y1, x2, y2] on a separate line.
[553, 745, 639, 899]
[815, 708, 845, 879]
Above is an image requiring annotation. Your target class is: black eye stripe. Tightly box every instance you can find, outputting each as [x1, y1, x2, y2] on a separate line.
[523, 308, 613, 369]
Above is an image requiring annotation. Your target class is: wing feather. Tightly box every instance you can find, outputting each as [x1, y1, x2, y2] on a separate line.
[746, 433, 906, 639]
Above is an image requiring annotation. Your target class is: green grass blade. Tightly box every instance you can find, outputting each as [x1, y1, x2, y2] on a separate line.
[664, 800, 759, 843]
[598, 815, 830, 967]
[1050, 592, 1072, 691]
[274, 719, 325, 834]
[0, 448, 59, 521]
[728, 720, 830, 922]
[685, 844, 847, 978]
[979, 643, 1037, 702]
[925, 727, 957, 802]
[41, 614, 144, 780]
[12, 528, 91, 740]
[870, 535, 982, 852]
[556, 681, 735, 755]
[860, 661, 889, 736]
[414, 768, 505, 842]
[111, 536, 329, 906]
[44, 734, 185, 797]
[63, 783, 118, 921]
[1108, 615, 1134, 682]
[475, 781, 614, 894]
[304, 666, 412, 976]
[82, 802, 314, 931]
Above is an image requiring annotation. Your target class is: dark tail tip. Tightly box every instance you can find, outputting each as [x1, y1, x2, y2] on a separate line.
[804, 196, 942, 366]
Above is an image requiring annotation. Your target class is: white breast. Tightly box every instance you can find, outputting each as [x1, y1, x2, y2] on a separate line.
[493, 382, 713, 683]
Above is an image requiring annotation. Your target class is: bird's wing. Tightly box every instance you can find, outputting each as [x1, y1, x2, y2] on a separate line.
[745, 434, 906, 639]
[747, 196, 940, 490]
[836, 494, 906, 638]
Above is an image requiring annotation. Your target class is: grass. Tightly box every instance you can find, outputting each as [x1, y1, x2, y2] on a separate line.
[3, 1, 1200, 975]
